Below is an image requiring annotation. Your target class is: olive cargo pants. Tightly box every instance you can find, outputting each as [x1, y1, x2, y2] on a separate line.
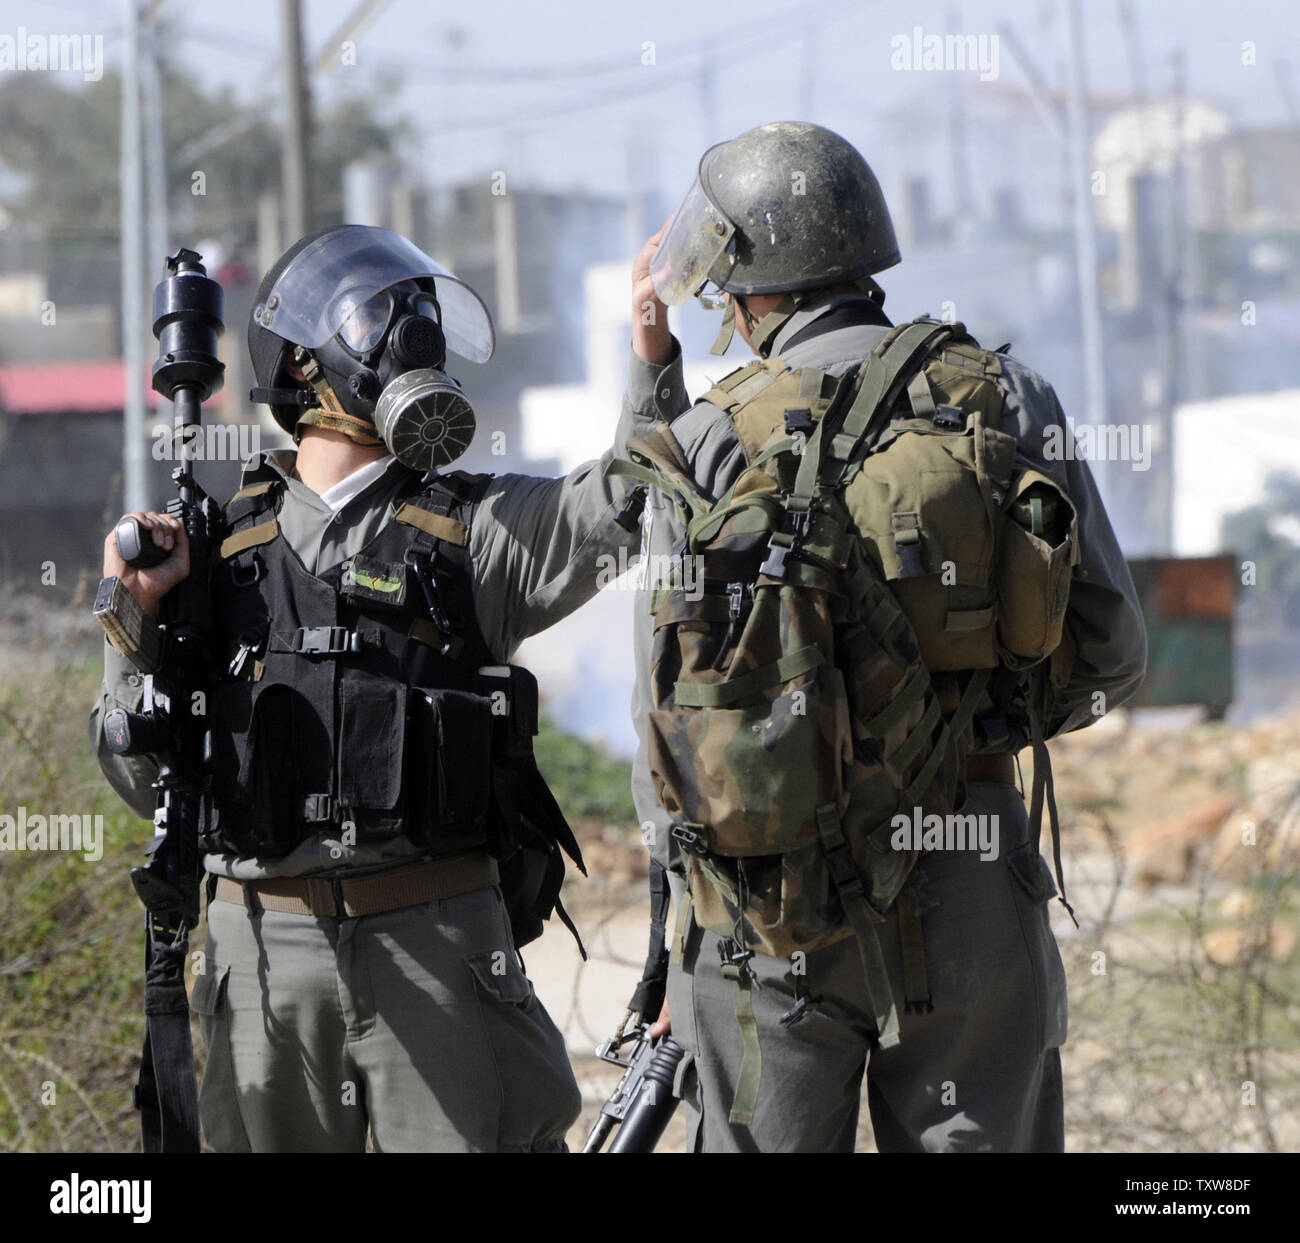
[190, 882, 581, 1152]
[668, 781, 1068, 1152]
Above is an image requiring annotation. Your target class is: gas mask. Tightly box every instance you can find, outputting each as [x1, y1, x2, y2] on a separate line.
[250, 225, 496, 473]
[299, 280, 478, 473]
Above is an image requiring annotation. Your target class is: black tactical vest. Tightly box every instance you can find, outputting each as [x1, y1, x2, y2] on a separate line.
[201, 464, 575, 892]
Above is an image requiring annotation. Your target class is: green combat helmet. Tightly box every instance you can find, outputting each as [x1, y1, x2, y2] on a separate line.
[650, 121, 901, 354]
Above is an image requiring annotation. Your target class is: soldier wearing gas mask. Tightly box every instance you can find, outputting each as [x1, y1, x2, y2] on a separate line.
[92, 224, 660, 1152]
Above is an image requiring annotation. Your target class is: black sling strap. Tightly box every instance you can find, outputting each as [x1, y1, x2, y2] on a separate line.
[136, 919, 200, 1152]
[629, 858, 672, 1022]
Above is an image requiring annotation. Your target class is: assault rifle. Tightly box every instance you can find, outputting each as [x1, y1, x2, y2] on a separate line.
[582, 1015, 685, 1153]
[583, 858, 685, 1152]
[94, 249, 224, 1153]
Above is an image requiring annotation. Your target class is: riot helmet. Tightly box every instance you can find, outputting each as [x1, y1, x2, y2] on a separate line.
[248, 225, 495, 472]
[651, 122, 900, 353]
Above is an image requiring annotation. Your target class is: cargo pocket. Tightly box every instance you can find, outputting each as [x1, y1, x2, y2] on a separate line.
[996, 469, 1077, 664]
[338, 675, 405, 812]
[467, 942, 581, 1150]
[406, 688, 493, 851]
[467, 947, 535, 1007]
[189, 959, 231, 1017]
[209, 681, 298, 858]
[188, 961, 250, 1153]
[1005, 843, 1069, 1050]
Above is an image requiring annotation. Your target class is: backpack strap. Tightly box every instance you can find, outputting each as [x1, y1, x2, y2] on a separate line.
[1027, 664, 1079, 927]
[721, 940, 763, 1126]
[815, 802, 901, 1050]
[822, 317, 966, 488]
[699, 358, 788, 414]
[611, 428, 717, 529]
[750, 318, 968, 587]
[897, 888, 933, 1014]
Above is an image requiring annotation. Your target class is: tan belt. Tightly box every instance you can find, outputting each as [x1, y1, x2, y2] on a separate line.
[965, 752, 1016, 784]
[213, 851, 498, 918]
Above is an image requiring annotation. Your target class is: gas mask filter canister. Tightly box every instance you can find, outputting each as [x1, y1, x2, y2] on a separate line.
[373, 368, 477, 473]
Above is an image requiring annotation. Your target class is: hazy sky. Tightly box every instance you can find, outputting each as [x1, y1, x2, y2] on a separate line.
[5, 0, 1297, 204]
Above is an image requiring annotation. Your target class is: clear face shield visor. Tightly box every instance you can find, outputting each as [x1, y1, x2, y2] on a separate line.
[255, 225, 495, 364]
[649, 172, 737, 307]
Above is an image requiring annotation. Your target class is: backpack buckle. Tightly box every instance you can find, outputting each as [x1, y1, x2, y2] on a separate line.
[671, 823, 707, 855]
[613, 485, 647, 533]
[717, 937, 755, 970]
[783, 406, 814, 436]
[782, 496, 815, 540]
[932, 405, 965, 430]
[759, 540, 790, 579]
[822, 837, 864, 898]
[779, 994, 823, 1029]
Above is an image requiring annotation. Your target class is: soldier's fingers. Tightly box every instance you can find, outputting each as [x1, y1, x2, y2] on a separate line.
[143, 512, 177, 548]
[648, 999, 672, 1038]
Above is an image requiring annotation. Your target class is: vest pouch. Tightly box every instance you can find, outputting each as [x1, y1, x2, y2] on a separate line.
[337, 674, 406, 816]
[207, 680, 300, 858]
[406, 687, 493, 852]
[995, 469, 1078, 663]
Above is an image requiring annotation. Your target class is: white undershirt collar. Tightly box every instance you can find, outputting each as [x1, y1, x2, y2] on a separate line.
[316, 453, 398, 513]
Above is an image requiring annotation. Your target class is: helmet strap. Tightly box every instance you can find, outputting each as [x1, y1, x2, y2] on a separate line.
[747, 294, 800, 358]
[855, 275, 887, 307]
[710, 288, 823, 359]
[708, 297, 737, 356]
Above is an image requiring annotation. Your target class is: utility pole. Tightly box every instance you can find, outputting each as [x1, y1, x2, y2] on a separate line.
[120, 0, 148, 514]
[281, 0, 309, 240]
[141, 16, 169, 267]
[1115, 0, 1147, 99]
[1155, 49, 1188, 554]
[944, 4, 973, 230]
[1064, 0, 1110, 496]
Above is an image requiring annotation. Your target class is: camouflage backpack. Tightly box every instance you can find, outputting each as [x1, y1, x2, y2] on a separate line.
[614, 317, 1078, 1123]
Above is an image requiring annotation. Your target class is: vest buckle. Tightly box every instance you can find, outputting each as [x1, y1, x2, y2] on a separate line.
[301, 793, 335, 823]
[294, 626, 360, 655]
